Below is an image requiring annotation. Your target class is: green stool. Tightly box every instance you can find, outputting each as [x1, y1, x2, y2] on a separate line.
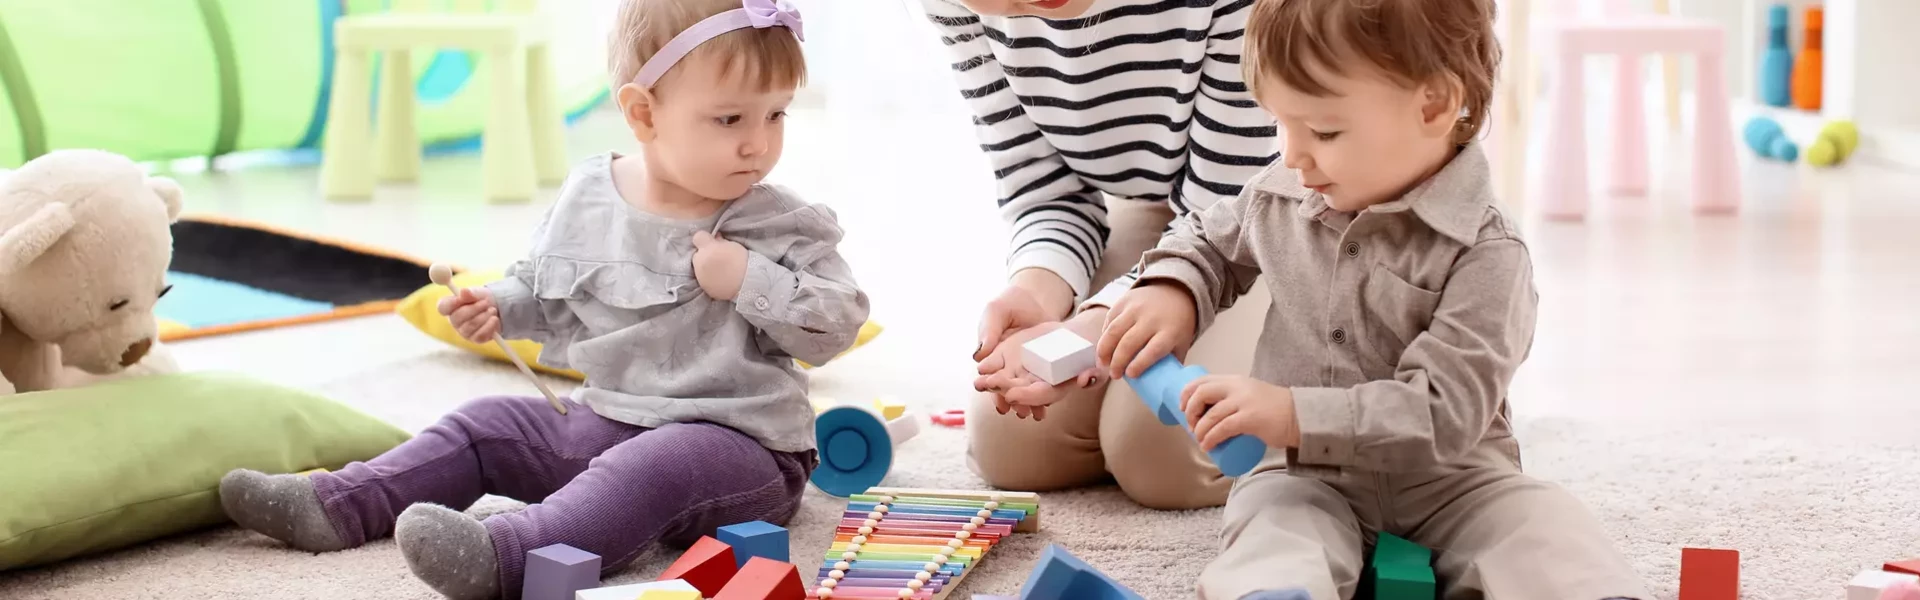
[1363, 532, 1437, 600]
[320, 0, 567, 203]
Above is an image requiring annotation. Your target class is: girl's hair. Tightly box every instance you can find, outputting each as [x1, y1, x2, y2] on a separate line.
[1243, 0, 1500, 144]
[607, 0, 807, 96]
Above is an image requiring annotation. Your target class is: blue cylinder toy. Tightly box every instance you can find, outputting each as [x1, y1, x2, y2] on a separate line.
[1743, 116, 1798, 161]
[1759, 4, 1794, 107]
[1124, 355, 1267, 477]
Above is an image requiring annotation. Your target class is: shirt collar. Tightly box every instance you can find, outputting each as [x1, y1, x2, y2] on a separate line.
[1257, 143, 1494, 245]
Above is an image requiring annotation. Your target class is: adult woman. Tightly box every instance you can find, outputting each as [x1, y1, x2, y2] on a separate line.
[918, 0, 1280, 509]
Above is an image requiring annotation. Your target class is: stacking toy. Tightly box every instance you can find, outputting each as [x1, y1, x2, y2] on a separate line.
[1123, 355, 1267, 477]
[1759, 4, 1793, 107]
[1742, 116, 1797, 161]
[1791, 6, 1823, 110]
[1807, 120, 1859, 167]
[810, 399, 922, 497]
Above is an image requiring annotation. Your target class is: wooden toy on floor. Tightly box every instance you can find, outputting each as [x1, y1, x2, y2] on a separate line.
[525, 543, 602, 600]
[715, 556, 808, 600]
[719, 521, 791, 568]
[1019, 328, 1096, 386]
[807, 487, 1042, 599]
[931, 409, 966, 428]
[810, 398, 923, 497]
[1678, 547, 1739, 600]
[1850, 569, 1920, 600]
[1124, 355, 1267, 477]
[1888, 558, 1920, 576]
[1015, 543, 1143, 600]
[1365, 533, 1435, 600]
[429, 263, 567, 414]
[577, 580, 700, 600]
[636, 590, 705, 600]
[659, 536, 741, 597]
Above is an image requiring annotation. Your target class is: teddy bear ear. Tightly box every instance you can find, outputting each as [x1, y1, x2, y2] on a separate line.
[147, 176, 184, 221]
[0, 203, 76, 277]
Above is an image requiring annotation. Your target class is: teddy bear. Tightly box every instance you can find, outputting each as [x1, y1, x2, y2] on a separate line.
[0, 149, 184, 395]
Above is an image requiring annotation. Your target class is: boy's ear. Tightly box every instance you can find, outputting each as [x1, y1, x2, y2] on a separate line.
[616, 83, 661, 143]
[1418, 75, 1464, 139]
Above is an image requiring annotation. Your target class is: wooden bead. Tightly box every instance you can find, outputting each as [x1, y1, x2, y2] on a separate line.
[990, 493, 1004, 501]
[908, 580, 925, 590]
[970, 517, 985, 525]
[817, 589, 833, 599]
[915, 572, 933, 582]
[957, 531, 972, 540]
[864, 519, 879, 528]
[859, 526, 874, 535]
[962, 523, 978, 531]
[876, 505, 890, 514]
[853, 536, 868, 544]
[843, 551, 859, 560]
[879, 495, 895, 503]
[976, 509, 991, 518]
[947, 539, 964, 548]
[847, 544, 862, 552]
[829, 569, 846, 579]
[868, 511, 884, 520]
[984, 501, 999, 510]
[822, 579, 838, 588]
[835, 561, 852, 571]
[924, 562, 942, 572]
[897, 590, 913, 599]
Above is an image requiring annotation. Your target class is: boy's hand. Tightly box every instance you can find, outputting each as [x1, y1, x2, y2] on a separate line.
[437, 287, 500, 344]
[973, 313, 1107, 420]
[692, 231, 749, 301]
[1097, 281, 1198, 380]
[1180, 375, 1300, 451]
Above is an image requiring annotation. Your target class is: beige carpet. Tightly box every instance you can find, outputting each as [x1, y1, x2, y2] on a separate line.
[2, 340, 1916, 599]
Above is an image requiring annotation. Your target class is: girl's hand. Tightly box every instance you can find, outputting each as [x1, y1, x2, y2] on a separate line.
[692, 231, 749, 301]
[1097, 281, 1198, 380]
[974, 314, 1106, 419]
[437, 287, 500, 344]
[1180, 375, 1300, 451]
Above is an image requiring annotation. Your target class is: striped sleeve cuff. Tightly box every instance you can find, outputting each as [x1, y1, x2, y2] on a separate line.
[1008, 244, 1093, 303]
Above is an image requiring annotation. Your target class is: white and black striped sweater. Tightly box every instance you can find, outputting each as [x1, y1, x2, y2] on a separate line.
[920, 0, 1279, 305]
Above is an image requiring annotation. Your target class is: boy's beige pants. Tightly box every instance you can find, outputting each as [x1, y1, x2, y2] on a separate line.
[1199, 443, 1651, 600]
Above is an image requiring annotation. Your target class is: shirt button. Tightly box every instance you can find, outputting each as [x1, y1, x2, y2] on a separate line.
[1345, 242, 1360, 257]
[754, 297, 770, 310]
[1331, 328, 1347, 344]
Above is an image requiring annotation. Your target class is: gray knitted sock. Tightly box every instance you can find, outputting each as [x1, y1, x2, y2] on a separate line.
[396, 503, 501, 600]
[218, 469, 348, 552]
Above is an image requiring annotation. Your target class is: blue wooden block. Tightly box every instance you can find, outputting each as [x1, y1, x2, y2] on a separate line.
[715, 520, 787, 568]
[1018, 544, 1144, 600]
[524, 544, 600, 600]
[1124, 355, 1268, 477]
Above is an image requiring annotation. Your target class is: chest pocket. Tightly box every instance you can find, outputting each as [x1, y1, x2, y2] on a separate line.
[1358, 263, 1442, 369]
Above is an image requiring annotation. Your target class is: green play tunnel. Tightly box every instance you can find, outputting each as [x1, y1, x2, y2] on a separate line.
[0, 0, 611, 168]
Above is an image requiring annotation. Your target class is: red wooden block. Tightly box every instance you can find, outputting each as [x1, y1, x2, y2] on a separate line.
[1679, 547, 1739, 600]
[659, 536, 738, 597]
[1889, 559, 1920, 576]
[712, 556, 805, 600]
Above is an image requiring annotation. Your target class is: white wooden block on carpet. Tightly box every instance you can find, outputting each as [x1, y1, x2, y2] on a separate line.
[1848, 569, 1919, 600]
[576, 579, 698, 600]
[1021, 328, 1095, 385]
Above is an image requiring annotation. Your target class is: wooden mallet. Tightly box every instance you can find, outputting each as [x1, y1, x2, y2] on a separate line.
[429, 264, 568, 415]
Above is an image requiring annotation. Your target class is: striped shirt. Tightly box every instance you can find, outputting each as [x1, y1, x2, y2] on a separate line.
[920, 0, 1280, 305]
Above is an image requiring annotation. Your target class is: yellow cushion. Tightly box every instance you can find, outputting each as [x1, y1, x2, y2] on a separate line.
[394, 270, 881, 378]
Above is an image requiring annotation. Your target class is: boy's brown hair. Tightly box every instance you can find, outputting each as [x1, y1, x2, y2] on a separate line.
[1243, 0, 1500, 144]
[607, 0, 806, 98]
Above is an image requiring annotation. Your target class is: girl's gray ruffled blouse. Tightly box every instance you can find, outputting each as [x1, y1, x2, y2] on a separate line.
[484, 153, 870, 452]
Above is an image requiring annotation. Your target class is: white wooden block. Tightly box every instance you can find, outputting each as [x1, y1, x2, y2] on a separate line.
[1849, 569, 1920, 600]
[1020, 328, 1096, 386]
[575, 579, 699, 600]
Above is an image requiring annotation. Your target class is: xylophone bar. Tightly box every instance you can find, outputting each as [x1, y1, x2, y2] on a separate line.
[811, 489, 1041, 600]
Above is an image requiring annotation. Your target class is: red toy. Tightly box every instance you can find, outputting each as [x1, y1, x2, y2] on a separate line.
[932, 409, 965, 427]
[713, 556, 806, 600]
[1678, 547, 1739, 600]
[658, 536, 738, 597]
[1890, 559, 1920, 576]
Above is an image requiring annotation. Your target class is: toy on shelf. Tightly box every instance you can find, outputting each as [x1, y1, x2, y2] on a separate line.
[1019, 328, 1097, 386]
[1759, 4, 1793, 107]
[810, 397, 924, 497]
[718, 521, 791, 569]
[1792, 6, 1824, 111]
[1808, 120, 1860, 167]
[1124, 355, 1267, 477]
[1743, 116, 1799, 162]
[1364, 533, 1435, 600]
[806, 487, 1042, 600]
[1015, 544, 1143, 600]
[525, 544, 602, 600]
[1850, 569, 1920, 600]
[1679, 547, 1739, 600]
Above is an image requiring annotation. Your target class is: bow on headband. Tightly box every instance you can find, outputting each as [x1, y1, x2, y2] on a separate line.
[631, 0, 806, 88]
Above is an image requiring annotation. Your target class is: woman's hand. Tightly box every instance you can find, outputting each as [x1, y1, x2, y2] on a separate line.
[973, 310, 1107, 420]
[974, 269, 1078, 361]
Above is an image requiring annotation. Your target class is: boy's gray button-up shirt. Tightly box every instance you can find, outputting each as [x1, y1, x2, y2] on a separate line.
[486, 153, 870, 453]
[1131, 145, 1535, 477]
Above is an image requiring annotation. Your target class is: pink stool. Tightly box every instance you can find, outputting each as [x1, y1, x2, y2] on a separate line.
[1540, 17, 1740, 220]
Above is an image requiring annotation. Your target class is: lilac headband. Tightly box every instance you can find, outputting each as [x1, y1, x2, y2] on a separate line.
[631, 0, 805, 88]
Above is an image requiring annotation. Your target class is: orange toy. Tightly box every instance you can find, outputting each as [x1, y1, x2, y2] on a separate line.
[1792, 6, 1824, 110]
[1679, 547, 1739, 600]
[713, 556, 807, 600]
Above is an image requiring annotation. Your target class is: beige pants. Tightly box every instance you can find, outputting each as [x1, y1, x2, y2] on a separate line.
[965, 200, 1273, 510]
[1200, 444, 1650, 600]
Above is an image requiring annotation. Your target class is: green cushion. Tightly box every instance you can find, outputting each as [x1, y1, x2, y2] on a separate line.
[0, 372, 411, 571]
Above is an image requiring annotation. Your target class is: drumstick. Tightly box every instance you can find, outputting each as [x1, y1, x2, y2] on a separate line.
[429, 264, 568, 415]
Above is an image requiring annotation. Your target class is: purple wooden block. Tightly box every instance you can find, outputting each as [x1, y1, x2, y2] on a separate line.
[523, 544, 600, 600]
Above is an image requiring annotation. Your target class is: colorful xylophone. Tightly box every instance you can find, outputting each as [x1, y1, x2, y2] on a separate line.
[809, 487, 1041, 600]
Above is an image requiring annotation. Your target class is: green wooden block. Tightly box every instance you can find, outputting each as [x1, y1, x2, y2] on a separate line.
[1372, 532, 1432, 567]
[1371, 562, 1436, 600]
